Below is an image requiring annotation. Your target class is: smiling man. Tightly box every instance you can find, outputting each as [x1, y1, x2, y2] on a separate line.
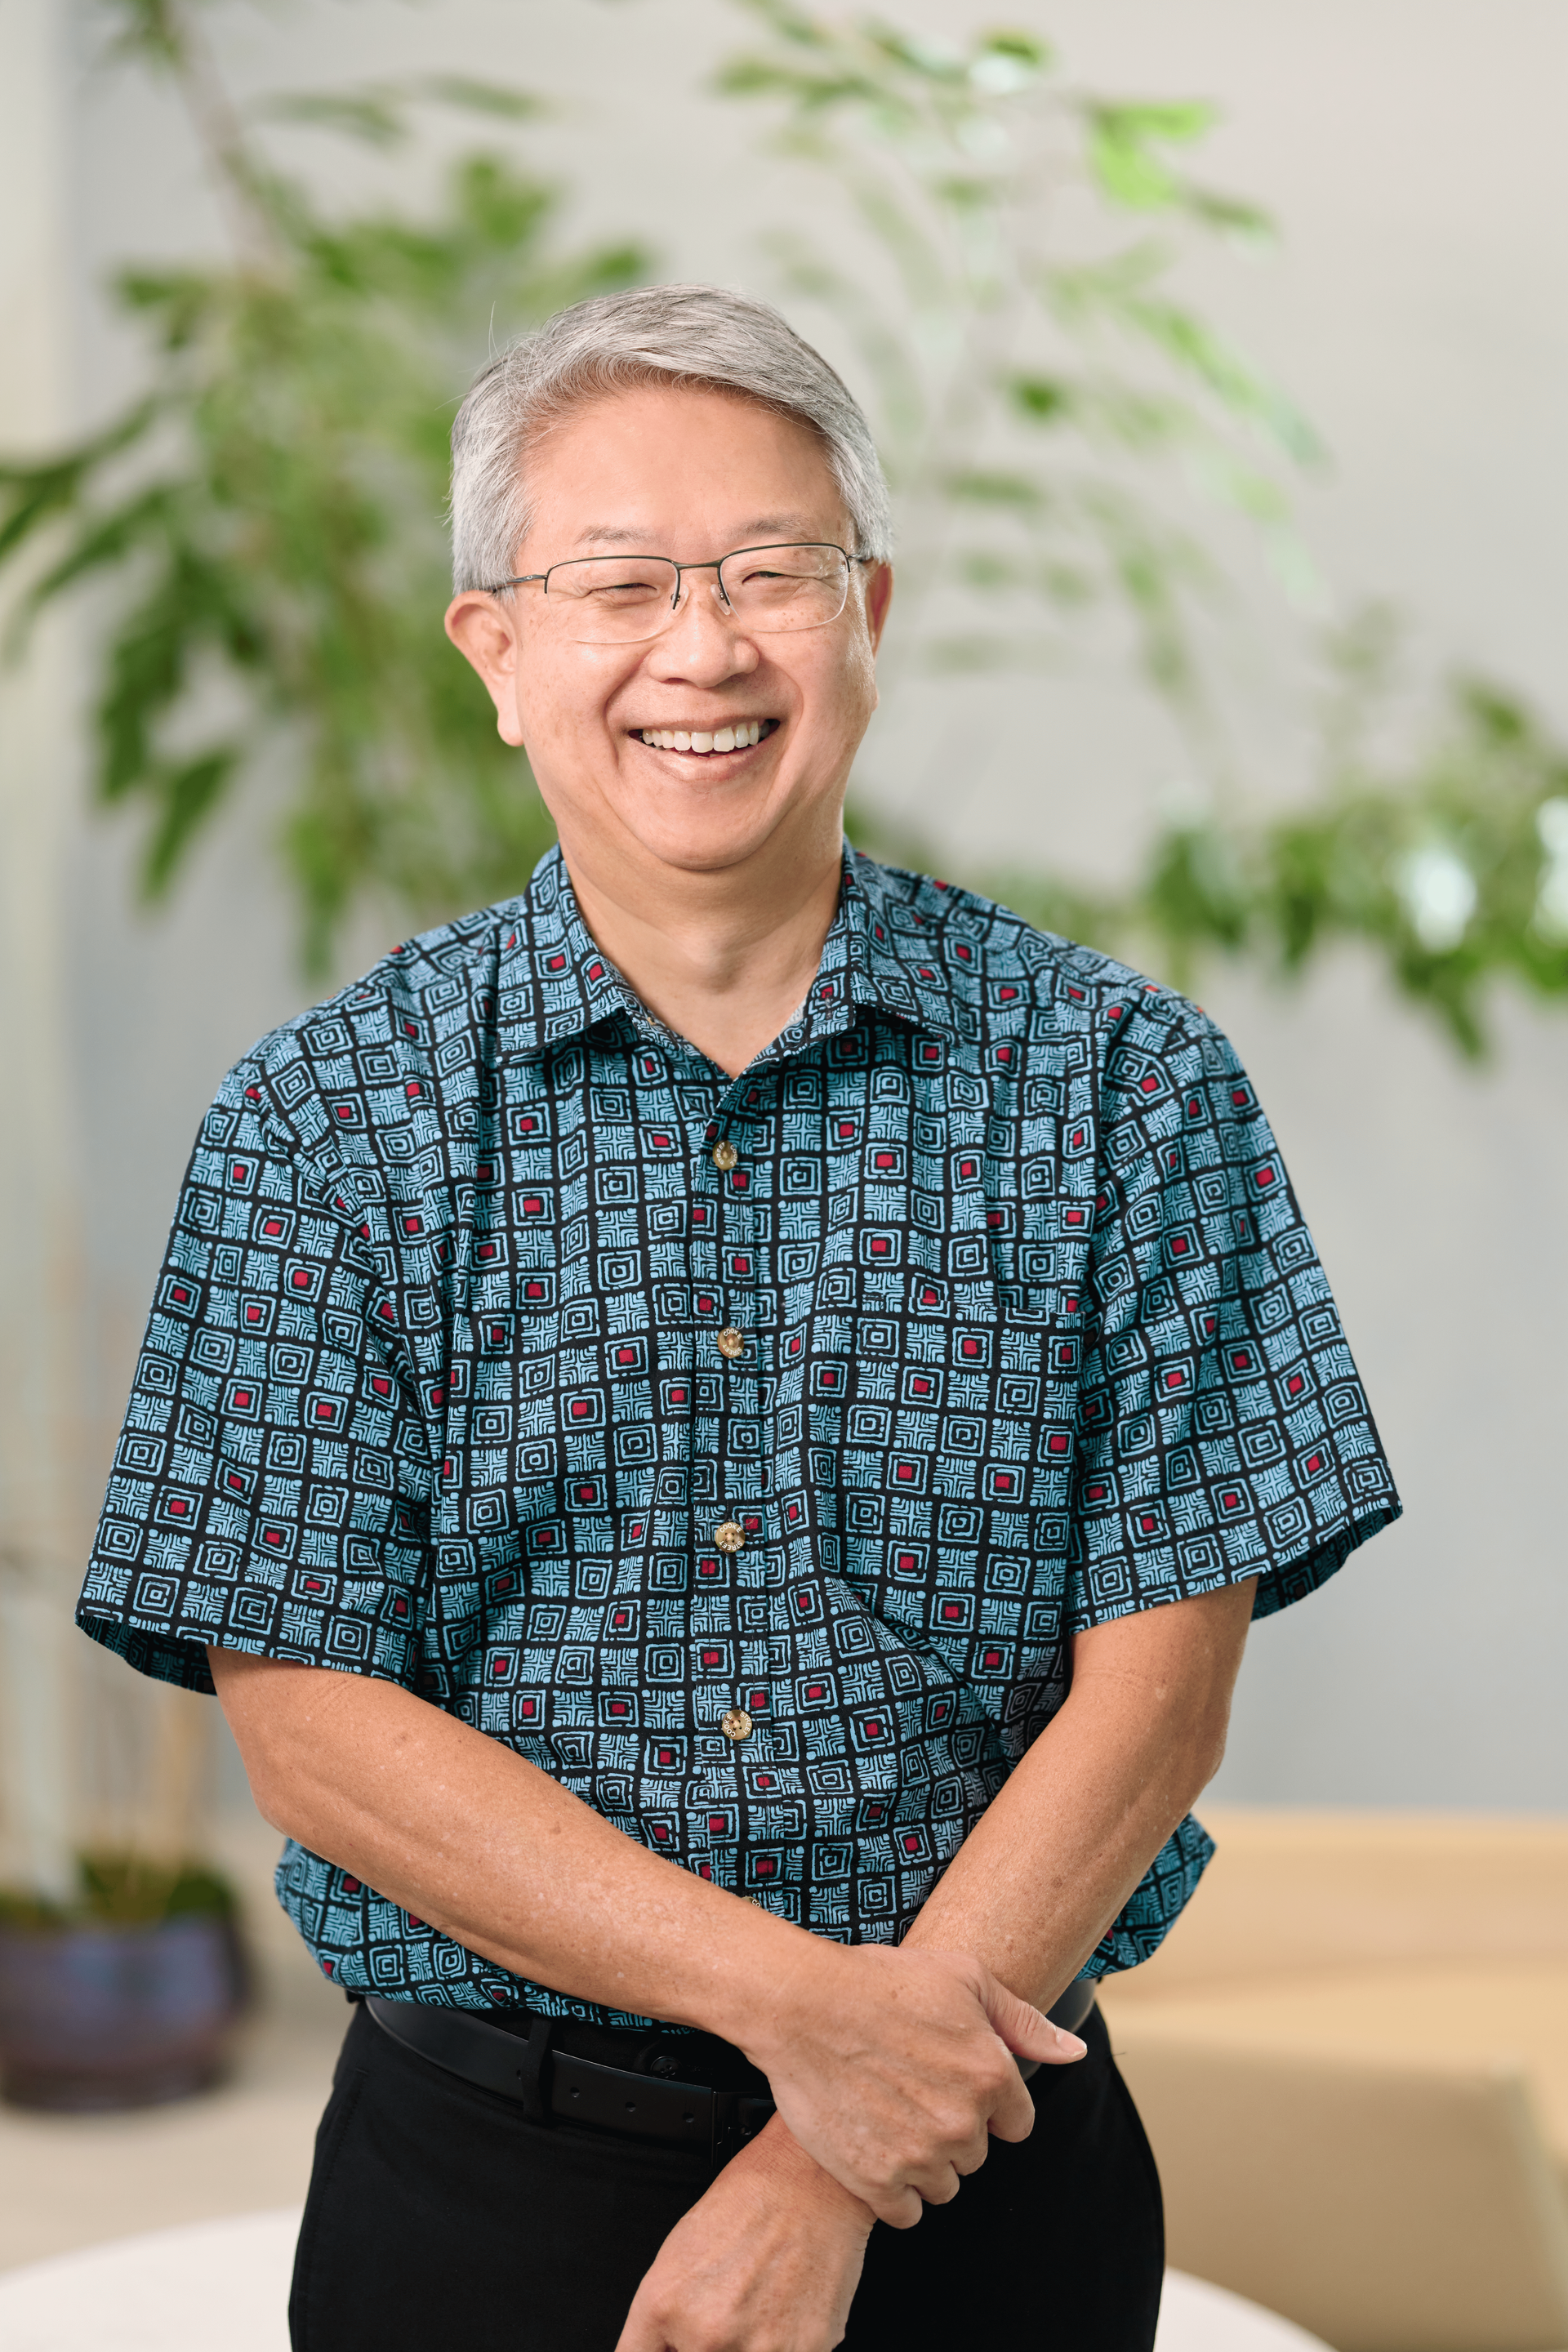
[74, 286, 1399, 2352]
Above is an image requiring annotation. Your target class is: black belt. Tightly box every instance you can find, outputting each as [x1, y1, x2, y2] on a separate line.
[367, 1974, 1097, 2162]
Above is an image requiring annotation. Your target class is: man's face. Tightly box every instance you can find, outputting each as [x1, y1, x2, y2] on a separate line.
[446, 382, 892, 880]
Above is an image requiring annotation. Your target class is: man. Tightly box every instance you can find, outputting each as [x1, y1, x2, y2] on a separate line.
[76, 285, 1399, 2352]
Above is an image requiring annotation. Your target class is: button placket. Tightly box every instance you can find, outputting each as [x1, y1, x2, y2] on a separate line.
[712, 1132, 750, 1372]
[712, 1098, 772, 1771]
[683, 1104, 732, 1797]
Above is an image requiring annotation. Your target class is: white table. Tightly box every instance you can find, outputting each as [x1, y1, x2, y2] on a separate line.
[0, 2207, 1334, 2349]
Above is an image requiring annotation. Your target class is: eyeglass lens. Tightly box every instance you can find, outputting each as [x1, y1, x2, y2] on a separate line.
[540, 545, 852, 643]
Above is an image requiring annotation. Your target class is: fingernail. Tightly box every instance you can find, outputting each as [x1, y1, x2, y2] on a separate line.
[1057, 2031, 1087, 2056]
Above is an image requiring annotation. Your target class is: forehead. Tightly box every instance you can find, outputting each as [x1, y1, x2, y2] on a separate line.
[520, 381, 848, 555]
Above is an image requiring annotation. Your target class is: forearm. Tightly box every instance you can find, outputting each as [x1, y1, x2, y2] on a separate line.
[210, 1642, 1080, 2229]
[617, 1585, 1262, 2327]
[208, 1646, 813, 2045]
[903, 1578, 1257, 2007]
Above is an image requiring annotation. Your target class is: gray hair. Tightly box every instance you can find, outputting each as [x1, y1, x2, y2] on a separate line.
[449, 283, 893, 592]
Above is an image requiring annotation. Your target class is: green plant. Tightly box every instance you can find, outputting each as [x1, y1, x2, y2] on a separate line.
[718, 0, 1317, 714]
[2, 0, 1562, 1052]
[0, 0, 646, 971]
[719, 7, 1568, 1050]
[0, 1851, 236, 1931]
[851, 618, 1568, 1056]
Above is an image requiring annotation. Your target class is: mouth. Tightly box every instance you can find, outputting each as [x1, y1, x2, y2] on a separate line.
[632, 718, 780, 758]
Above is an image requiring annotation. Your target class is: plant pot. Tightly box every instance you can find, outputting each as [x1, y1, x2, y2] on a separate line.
[0, 1913, 249, 2111]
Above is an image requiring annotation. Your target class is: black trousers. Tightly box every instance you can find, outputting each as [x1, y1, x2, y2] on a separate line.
[289, 2002, 1164, 2351]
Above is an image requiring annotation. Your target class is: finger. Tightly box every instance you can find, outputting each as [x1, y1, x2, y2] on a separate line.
[981, 1975, 1088, 2068]
[612, 2308, 664, 2352]
[918, 2160, 964, 2207]
[984, 2065, 1040, 2145]
[866, 2180, 924, 2230]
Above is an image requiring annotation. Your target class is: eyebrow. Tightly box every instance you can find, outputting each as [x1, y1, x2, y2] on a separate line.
[569, 515, 828, 551]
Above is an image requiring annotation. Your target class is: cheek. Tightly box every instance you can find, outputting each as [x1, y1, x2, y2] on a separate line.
[820, 632, 879, 731]
[516, 653, 625, 750]
[516, 664, 573, 742]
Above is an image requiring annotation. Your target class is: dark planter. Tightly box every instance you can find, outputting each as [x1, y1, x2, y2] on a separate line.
[0, 1913, 249, 2111]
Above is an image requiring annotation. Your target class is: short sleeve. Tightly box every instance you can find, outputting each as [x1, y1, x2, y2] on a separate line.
[1065, 1002, 1400, 1633]
[76, 1055, 437, 1693]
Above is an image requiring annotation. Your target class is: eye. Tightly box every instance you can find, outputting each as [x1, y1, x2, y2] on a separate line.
[586, 577, 664, 602]
[553, 558, 672, 604]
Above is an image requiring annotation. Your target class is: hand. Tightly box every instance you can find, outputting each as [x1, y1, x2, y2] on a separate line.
[738, 1943, 1085, 2228]
[616, 2118, 872, 2352]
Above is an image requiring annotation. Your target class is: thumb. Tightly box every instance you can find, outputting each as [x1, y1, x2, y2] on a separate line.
[980, 1972, 1087, 2067]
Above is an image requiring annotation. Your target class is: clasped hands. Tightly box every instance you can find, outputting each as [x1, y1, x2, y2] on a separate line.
[616, 1941, 1086, 2352]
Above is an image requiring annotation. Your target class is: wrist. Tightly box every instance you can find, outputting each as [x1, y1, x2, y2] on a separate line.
[698, 1899, 846, 2062]
[741, 2116, 875, 2237]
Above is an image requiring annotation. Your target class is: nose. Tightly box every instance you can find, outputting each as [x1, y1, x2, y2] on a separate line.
[647, 571, 760, 684]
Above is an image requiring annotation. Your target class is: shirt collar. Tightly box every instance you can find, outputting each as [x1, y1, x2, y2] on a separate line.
[497, 844, 963, 1065]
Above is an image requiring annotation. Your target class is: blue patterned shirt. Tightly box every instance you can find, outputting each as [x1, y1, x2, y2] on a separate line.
[78, 849, 1398, 2022]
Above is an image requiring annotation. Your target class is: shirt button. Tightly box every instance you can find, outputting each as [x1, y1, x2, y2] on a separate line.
[720, 1708, 753, 1741]
[714, 1519, 746, 1552]
[712, 1139, 739, 1172]
[716, 1326, 746, 1360]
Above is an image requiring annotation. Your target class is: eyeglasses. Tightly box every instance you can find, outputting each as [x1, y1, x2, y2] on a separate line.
[484, 542, 869, 645]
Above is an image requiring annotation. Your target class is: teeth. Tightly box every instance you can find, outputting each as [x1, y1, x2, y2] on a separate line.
[639, 721, 767, 753]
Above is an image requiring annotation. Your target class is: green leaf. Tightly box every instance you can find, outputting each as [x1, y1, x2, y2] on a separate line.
[1085, 100, 1221, 216]
[969, 32, 1052, 96]
[417, 74, 549, 122]
[942, 468, 1047, 509]
[0, 399, 161, 573]
[140, 748, 241, 896]
[256, 89, 411, 147]
[1008, 374, 1075, 425]
[1184, 188, 1275, 242]
[863, 24, 969, 84]
[1094, 100, 1216, 148]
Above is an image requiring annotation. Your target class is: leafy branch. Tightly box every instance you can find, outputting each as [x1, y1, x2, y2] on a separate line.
[717, 0, 1318, 720]
[853, 636, 1568, 1056]
[2, 0, 1561, 1056]
[724, 4, 1567, 1052]
[0, 0, 646, 969]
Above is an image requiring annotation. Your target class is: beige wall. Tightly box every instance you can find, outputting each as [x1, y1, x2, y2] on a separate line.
[4, 0, 1564, 1827]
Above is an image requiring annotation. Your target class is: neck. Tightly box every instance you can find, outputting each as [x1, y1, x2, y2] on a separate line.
[559, 823, 845, 1079]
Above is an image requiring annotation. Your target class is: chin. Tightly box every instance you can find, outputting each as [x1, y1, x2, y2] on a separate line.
[628, 821, 778, 876]
[618, 786, 802, 875]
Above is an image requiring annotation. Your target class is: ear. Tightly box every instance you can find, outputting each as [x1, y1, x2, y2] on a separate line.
[863, 562, 894, 653]
[445, 590, 526, 746]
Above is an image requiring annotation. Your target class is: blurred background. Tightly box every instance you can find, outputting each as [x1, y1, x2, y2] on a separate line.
[1, 3, 1566, 2346]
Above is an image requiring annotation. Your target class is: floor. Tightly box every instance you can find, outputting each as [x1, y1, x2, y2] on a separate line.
[0, 1820, 345, 2276]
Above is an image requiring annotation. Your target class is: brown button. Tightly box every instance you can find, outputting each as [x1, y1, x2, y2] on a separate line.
[716, 1326, 746, 1360]
[712, 1139, 739, 1172]
[720, 1708, 753, 1741]
[714, 1519, 746, 1552]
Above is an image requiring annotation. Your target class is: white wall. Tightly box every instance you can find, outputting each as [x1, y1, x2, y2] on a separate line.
[12, 0, 1567, 1811]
